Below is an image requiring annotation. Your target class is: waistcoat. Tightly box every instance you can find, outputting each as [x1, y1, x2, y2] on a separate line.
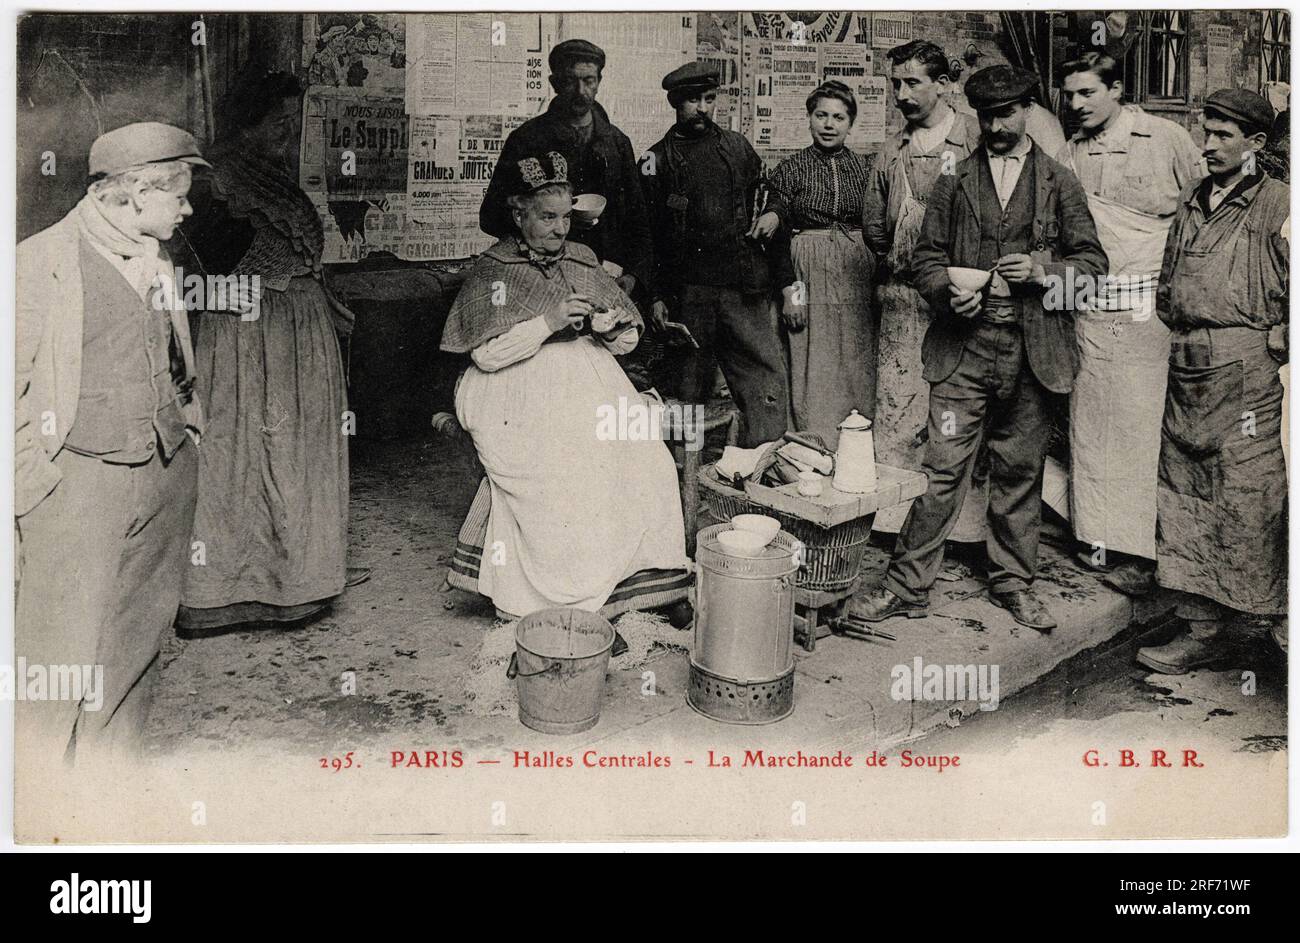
[63, 238, 188, 462]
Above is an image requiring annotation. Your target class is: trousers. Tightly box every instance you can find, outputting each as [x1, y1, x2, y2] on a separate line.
[885, 321, 1055, 603]
[668, 284, 790, 447]
[15, 439, 197, 764]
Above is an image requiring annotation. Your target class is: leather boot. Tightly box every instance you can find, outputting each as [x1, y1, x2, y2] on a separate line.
[1136, 624, 1234, 674]
[990, 589, 1057, 631]
[848, 586, 928, 622]
[1101, 559, 1156, 597]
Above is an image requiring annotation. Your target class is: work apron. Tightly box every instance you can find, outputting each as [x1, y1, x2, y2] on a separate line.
[1067, 191, 1172, 559]
[1155, 210, 1288, 615]
[874, 158, 988, 540]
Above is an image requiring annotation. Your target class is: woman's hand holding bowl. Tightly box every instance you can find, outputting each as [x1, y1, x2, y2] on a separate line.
[593, 305, 636, 341]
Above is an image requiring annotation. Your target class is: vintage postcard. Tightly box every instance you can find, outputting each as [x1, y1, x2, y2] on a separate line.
[7, 6, 1291, 844]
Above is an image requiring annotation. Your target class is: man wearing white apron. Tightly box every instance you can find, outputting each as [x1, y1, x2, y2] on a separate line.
[1056, 52, 1201, 595]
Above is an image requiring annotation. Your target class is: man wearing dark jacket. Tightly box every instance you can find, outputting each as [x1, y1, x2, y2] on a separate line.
[479, 39, 652, 295]
[641, 62, 788, 446]
[853, 66, 1108, 631]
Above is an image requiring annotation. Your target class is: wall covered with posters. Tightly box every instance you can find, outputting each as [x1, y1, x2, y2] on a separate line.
[290, 10, 1276, 265]
[14, 11, 1276, 249]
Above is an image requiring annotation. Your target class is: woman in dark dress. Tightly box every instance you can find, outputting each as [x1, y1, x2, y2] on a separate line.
[176, 71, 364, 631]
[757, 80, 876, 448]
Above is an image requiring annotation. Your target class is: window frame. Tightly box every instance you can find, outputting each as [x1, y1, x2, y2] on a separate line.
[1261, 10, 1290, 84]
[1121, 11, 1192, 107]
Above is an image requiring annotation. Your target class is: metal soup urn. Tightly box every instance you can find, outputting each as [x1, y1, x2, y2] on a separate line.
[833, 409, 877, 494]
[688, 523, 800, 724]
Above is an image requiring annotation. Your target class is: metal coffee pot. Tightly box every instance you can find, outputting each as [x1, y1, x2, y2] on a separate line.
[832, 409, 877, 494]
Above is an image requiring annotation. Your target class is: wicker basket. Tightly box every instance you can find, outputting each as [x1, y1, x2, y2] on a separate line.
[698, 469, 872, 592]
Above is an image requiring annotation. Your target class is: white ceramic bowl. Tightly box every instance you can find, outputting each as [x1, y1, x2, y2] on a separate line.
[797, 470, 824, 497]
[946, 266, 991, 292]
[731, 514, 780, 543]
[717, 529, 770, 557]
[572, 193, 607, 223]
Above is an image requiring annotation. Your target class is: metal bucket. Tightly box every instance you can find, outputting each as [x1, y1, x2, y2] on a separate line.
[511, 608, 614, 735]
[694, 523, 799, 680]
[689, 524, 799, 723]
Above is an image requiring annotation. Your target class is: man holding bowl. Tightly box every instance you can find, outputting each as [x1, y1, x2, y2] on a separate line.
[851, 66, 1106, 632]
[479, 39, 651, 299]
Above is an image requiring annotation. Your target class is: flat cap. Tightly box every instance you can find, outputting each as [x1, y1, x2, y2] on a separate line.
[965, 65, 1038, 111]
[549, 39, 605, 73]
[662, 61, 720, 94]
[1204, 88, 1275, 134]
[89, 122, 211, 178]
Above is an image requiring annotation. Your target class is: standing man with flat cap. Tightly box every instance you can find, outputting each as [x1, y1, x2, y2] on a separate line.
[1137, 88, 1290, 673]
[15, 123, 208, 765]
[640, 61, 789, 446]
[480, 39, 651, 298]
[852, 66, 1107, 632]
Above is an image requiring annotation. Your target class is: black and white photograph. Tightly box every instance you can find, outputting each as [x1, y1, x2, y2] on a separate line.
[4, 5, 1294, 848]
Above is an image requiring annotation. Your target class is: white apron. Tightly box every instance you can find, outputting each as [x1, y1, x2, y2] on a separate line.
[455, 337, 689, 619]
[1067, 189, 1173, 559]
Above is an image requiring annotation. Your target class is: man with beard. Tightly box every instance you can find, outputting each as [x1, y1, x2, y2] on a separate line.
[1137, 89, 1289, 673]
[640, 62, 789, 446]
[851, 66, 1106, 632]
[1056, 52, 1202, 596]
[480, 39, 651, 297]
[865, 40, 986, 542]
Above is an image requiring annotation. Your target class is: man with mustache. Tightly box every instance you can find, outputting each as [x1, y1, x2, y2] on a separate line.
[865, 40, 987, 543]
[480, 39, 651, 299]
[1137, 89, 1289, 673]
[640, 61, 789, 446]
[852, 66, 1106, 632]
[15, 123, 207, 765]
[1056, 52, 1202, 597]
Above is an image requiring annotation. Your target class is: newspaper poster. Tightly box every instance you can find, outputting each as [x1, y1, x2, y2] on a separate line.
[753, 42, 820, 150]
[1207, 24, 1234, 97]
[851, 74, 889, 147]
[404, 114, 516, 260]
[299, 87, 410, 262]
[696, 10, 742, 132]
[871, 11, 914, 48]
[742, 12, 876, 157]
[303, 12, 407, 97]
[405, 13, 557, 117]
[558, 11, 695, 157]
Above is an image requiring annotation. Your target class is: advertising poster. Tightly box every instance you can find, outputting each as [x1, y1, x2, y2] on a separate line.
[405, 13, 556, 117]
[303, 12, 408, 96]
[299, 87, 410, 262]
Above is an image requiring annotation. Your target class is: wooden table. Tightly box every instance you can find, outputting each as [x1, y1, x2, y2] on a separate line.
[739, 465, 928, 652]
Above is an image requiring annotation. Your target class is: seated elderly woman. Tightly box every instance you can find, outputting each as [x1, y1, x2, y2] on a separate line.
[441, 151, 692, 626]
